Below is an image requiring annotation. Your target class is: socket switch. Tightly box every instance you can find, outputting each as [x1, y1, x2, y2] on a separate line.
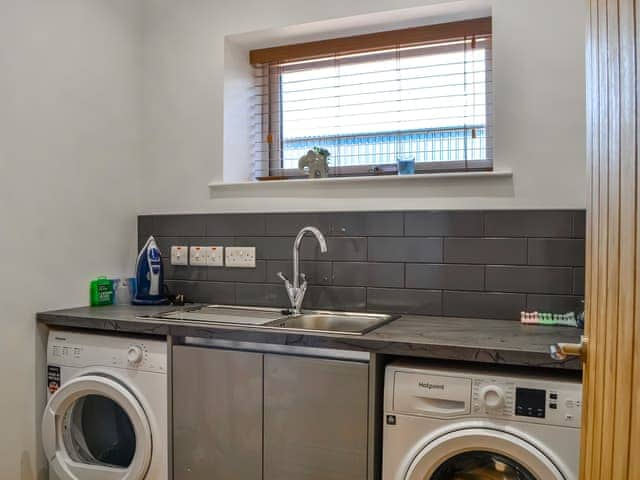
[205, 246, 224, 267]
[190, 246, 207, 266]
[171, 246, 188, 266]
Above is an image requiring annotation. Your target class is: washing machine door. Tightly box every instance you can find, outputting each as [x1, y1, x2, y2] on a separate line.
[405, 428, 566, 480]
[42, 374, 152, 480]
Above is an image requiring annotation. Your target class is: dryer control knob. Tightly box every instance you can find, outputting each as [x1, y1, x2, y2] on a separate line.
[480, 385, 505, 410]
[127, 345, 144, 364]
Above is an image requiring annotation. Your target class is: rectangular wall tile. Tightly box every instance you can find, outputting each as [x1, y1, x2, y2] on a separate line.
[152, 214, 207, 237]
[165, 281, 235, 304]
[164, 265, 209, 282]
[527, 239, 585, 266]
[573, 268, 585, 295]
[300, 237, 367, 261]
[405, 211, 484, 236]
[303, 286, 366, 311]
[302, 237, 367, 261]
[368, 237, 442, 262]
[242, 237, 293, 260]
[367, 288, 442, 315]
[444, 238, 526, 265]
[205, 214, 266, 236]
[206, 261, 267, 283]
[247, 236, 364, 261]
[333, 262, 404, 288]
[235, 283, 289, 308]
[155, 236, 234, 254]
[265, 213, 331, 236]
[485, 266, 573, 294]
[329, 212, 403, 236]
[406, 264, 485, 291]
[266, 261, 332, 285]
[484, 210, 573, 237]
[138, 216, 153, 249]
[443, 291, 526, 320]
[572, 211, 586, 238]
[526, 294, 583, 313]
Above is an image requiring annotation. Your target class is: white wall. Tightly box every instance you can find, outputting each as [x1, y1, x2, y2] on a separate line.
[0, 1, 141, 478]
[140, 0, 586, 213]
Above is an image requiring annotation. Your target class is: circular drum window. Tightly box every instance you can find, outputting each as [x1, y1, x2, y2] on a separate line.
[405, 428, 566, 480]
[62, 394, 136, 468]
[42, 374, 153, 480]
[431, 451, 537, 480]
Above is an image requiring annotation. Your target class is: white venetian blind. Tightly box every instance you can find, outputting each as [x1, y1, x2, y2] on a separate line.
[250, 18, 492, 180]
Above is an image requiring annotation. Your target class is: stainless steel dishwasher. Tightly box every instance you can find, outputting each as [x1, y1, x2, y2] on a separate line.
[172, 338, 370, 480]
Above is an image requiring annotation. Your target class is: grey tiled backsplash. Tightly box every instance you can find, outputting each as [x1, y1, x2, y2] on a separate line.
[138, 210, 586, 321]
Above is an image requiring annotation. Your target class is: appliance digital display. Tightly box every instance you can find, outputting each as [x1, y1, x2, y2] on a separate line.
[515, 388, 546, 418]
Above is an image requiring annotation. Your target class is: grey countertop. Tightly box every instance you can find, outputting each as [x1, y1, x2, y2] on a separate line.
[36, 305, 583, 370]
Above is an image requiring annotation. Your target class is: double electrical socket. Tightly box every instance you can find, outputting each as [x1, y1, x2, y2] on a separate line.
[190, 246, 224, 267]
[170, 245, 255, 268]
[225, 247, 256, 268]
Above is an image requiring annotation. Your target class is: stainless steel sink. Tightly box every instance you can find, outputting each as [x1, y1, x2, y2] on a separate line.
[268, 310, 398, 335]
[145, 305, 398, 335]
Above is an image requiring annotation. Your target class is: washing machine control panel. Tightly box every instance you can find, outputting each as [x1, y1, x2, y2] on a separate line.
[471, 377, 581, 428]
[47, 330, 166, 373]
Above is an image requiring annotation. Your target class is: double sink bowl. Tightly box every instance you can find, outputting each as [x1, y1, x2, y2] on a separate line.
[144, 304, 398, 336]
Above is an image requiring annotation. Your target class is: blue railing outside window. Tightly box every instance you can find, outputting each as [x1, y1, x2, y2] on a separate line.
[281, 125, 487, 170]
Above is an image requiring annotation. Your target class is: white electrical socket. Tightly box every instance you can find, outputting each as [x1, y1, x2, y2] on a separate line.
[225, 246, 256, 268]
[205, 246, 224, 267]
[171, 246, 188, 266]
[189, 246, 207, 266]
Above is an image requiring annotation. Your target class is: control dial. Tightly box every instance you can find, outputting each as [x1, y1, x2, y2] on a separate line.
[127, 345, 144, 364]
[480, 385, 505, 410]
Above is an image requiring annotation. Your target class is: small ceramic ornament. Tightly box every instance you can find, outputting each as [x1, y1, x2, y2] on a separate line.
[298, 148, 330, 178]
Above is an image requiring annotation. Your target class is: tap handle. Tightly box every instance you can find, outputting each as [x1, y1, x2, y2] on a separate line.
[299, 273, 307, 284]
[277, 272, 291, 285]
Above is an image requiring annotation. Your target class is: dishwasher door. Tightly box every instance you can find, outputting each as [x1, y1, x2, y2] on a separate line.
[172, 345, 263, 480]
[263, 353, 369, 480]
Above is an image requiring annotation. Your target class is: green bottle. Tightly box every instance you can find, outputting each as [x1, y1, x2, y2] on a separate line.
[90, 277, 114, 306]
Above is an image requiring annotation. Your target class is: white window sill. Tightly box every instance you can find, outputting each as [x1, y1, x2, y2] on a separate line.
[208, 169, 513, 196]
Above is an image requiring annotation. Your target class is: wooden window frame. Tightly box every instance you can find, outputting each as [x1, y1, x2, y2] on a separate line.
[250, 17, 492, 65]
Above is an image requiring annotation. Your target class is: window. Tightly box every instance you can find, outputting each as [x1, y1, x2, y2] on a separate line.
[250, 17, 492, 179]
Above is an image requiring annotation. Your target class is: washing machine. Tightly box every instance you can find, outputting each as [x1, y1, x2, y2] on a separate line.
[383, 362, 582, 480]
[42, 329, 168, 480]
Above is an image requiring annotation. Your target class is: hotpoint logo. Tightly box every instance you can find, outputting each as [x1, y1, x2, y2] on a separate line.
[418, 382, 445, 390]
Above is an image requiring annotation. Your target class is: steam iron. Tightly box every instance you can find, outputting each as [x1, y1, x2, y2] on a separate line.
[132, 236, 169, 305]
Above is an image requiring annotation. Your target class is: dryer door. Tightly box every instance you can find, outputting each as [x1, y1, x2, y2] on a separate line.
[405, 428, 566, 480]
[42, 374, 152, 480]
